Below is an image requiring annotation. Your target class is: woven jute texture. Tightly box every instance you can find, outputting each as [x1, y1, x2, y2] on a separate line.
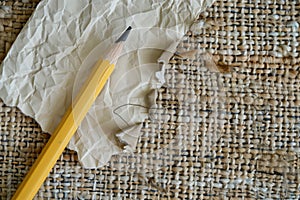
[1, 0, 300, 199]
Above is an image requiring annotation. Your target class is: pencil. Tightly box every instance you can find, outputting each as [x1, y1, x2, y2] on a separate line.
[12, 26, 132, 200]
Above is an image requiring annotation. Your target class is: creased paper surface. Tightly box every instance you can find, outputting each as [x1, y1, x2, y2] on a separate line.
[0, 0, 214, 168]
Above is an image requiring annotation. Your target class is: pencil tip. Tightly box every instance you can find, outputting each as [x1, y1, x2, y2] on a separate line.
[115, 26, 132, 43]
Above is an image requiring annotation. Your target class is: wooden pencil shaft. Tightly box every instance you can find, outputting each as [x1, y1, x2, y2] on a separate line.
[12, 41, 124, 199]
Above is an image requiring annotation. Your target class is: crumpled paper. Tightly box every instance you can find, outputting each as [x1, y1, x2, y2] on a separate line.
[0, 0, 214, 168]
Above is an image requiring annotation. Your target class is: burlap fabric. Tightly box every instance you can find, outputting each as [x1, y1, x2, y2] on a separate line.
[0, 0, 299, 199]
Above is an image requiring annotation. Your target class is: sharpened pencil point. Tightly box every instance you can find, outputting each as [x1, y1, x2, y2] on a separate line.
[115, 26, 132, 43]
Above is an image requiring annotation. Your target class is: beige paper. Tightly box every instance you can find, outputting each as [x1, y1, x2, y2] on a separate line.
[0, 0, 214, 168]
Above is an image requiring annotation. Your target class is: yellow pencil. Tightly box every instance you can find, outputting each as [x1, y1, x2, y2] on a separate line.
[12, 26, 132, 200]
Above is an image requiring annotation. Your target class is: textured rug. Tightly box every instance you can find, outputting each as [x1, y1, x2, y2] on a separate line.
[0, 0, 299, 199]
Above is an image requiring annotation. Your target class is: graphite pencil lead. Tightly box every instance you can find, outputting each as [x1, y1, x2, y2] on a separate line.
[115, 26, 132, 43]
